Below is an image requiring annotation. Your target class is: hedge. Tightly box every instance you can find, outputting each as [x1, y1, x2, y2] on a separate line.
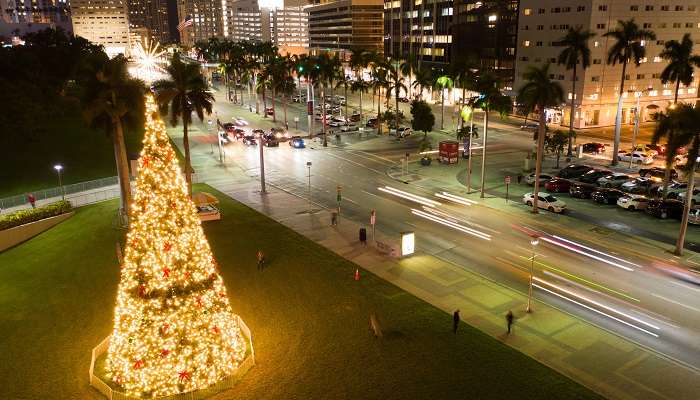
[0, 201, 72, 231]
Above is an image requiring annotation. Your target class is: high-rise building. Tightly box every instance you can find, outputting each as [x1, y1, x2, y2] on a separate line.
[1, 0, 72, 38]
[272, 6, 309, 54]
[515, 0, 700, 128]
[176, 0, 225, 46]
[307, 0, 384, 55]
[383, 0, 453, 64]
[71, 0, 131, 57]
[127, 0, 172, 43]
[226, 0, 272, 42]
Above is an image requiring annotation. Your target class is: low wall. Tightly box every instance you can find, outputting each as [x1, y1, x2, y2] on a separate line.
[0, 212, 74, 252]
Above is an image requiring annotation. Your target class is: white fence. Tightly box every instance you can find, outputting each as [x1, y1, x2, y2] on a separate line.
[89, 315, 254, 400]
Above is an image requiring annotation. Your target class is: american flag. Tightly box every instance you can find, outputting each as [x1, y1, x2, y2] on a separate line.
[177, 15, 193, 32]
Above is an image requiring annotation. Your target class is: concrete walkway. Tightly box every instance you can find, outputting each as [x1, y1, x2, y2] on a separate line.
[193, 149, 699, 400]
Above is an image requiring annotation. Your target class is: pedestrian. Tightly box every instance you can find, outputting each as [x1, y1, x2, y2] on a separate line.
[27, 193, 36, 209]
[331, 211, 338, 226]
[516, 174, 523, 184]
[256, 250, 265, 271]
[369, 313, 383, 338]
[506, 310, 514, 334]
[452, 309, 460, 334]
[285, 122, 289, 130]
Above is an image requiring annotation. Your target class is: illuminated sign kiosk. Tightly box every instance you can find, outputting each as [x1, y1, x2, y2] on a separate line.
[401, 232, 415, 257]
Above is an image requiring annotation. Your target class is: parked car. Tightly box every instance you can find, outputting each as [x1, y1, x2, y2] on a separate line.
[389, 127, 412, 138]
[289, 136, 305, 148]
[688, 208, 700, 225]
[522, 192, 567, 213]
[340, 124, 359, 132]
[591, 188, 625, 204]
[222, 122, 236, 133]
[333, 95, 346, 105]
[242, 135, 257, 145]
[645, 199, 685, 219]
[558, 164, 594, 179]
[621, 177, 654, 194]
[569, 182, 597, 199]
[677, 188, 700, 205]
[270, 128, 290, 141]
[617, 151, 654, 165]
[597, 173, 631, 188]
[544, 178, 571, 193]
[582, 142, 606, 154]
[233, 128, 246, 139]
[233, 117, 248, 126]
[262, 132, 280, 147]
[639, 167, 678, 181]
[643, 143, 666, 155]
[526, 173, 553, 185]
[398, 96, 410, 103]
[252, 128, 265, 137]
[655, 181, 690, 198]
[617, 195, 650, 211]
[366, 118, 378, 128]
[520, 123, 539, 132]
[291, 94, 305, 103]
[349, 113, 361, 122]
[630, 145, 658, 157]
[314, 113, 332, 121]
[578, 169, 612, 184]
[329, 117, 348, 127]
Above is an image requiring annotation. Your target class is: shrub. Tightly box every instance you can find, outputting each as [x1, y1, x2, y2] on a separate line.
[0, 200, 72, 231]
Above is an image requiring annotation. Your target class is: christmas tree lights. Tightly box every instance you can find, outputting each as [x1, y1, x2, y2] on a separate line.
[106, 94, 247, 398]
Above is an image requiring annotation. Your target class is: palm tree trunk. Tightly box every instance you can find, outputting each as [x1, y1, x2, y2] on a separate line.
[271, 88, 277, 122]
[283, 96, 288, 127]
[262, 87, 267, 118]
[183, 121, 192, 196]
[359, 90, 364, 124]
[377, 88, 382, 135]
[612, 61, 627, 166]
[112, 118, 131, 213]
[395, 88, 400, 129]
[532, 107, 547, 213]
[440, 89, 445, 130]
[676, 160, 696, 255]
[322, 84, 328, 147]
[674, 79, 680, 104]
[254, 76, 260, 114]
[567, 64, 577, 156]
[345, 86, 349, 117]
[662, 161, 672, 199]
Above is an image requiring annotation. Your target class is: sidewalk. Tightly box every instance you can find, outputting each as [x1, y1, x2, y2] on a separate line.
[199, 160, 699, 400]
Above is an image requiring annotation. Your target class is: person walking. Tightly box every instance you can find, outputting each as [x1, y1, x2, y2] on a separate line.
[506, 310, 514, 334]
[256, 250, 265, 271]
[27, 193, 36, 209]
[331, 211, 338, 226]
[452, 310, 460, 334]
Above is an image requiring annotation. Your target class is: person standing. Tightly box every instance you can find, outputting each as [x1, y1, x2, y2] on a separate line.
[257, 250, 265, 271]
[452, 310, 460, 334]
[27, 193, 36, 209]
[506, 310, 514, 334]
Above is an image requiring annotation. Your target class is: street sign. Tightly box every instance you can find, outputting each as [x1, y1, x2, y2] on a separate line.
[505, 176, 511, 184]
[336, 185, 342, 202]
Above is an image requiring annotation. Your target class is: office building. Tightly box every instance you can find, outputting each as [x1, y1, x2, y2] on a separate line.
[71, 0, 131, 57]
[307, 0, 384, 55]
[1, 0, 71, 38]
[515, 0, 700, 128]
[272, 6, 309, 54]
[176, 0, 225, 46]
[226, 0, 272, 42]
[383, 0, 453, 64]
[127, 0, 172, 43]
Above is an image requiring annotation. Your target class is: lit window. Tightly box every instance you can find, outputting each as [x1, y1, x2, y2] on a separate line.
[523, 40, 530, 46]
[663, 89, 672, 96]
[524, 8, 531, 15]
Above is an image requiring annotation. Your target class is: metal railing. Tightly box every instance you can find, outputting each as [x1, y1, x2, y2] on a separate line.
[0, 176, 119, 209]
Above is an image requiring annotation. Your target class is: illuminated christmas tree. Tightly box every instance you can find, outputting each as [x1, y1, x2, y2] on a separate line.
[106, 94, 247, 398]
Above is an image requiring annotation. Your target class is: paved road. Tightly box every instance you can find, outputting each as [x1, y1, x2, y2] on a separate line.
[195, 88, 700, 373]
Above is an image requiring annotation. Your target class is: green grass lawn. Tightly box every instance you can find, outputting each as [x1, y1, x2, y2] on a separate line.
[0, 112, 143, 198]
[0, 185, 604, 399]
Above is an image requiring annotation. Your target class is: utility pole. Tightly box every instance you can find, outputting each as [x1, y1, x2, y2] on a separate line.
[258, 136, 266, 193]
[307, 161, 312, 209]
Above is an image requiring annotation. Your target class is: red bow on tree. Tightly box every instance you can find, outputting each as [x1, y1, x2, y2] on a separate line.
[133, 359, 144, 370]
[161, 349, 171, 357]
[178, 370, 191, 383]
[162, 267, 171, 278]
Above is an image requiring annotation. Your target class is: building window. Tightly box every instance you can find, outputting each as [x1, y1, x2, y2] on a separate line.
[577, 6, 585, 11]
[441, 7, 452, 16]
[643, 23, 652, 28]
[689, 6, 696, 11]
[538, 8, 545, 14]
[596, 23, 606, 29]
[675, 5, 683, 11]
[661, 5, 669, 11]
[637, 74, 645, 79]
[687, 23, 694, 28]
[523, 8, 531, 15]
[522, 25, 529, 30]
[654, 56, 662, 62]
[645, 5, 654, 11]
[591, 76, 600, 82]
[523, 40, 530, 47]
[673, 22, 681, 28]
[549, 57, 556, 63]
[551, 7, 560, 13]
[652, 73, 661, 78]
[558, 74, 565, 80]
[630, 5, 639, 11]
[536, 41, 543, 46]
[658, 23, 667, 28]
[537, 25, 544, 30]
[598, 5, 607, 11]
[593, 58, 602, 64]
[520, 56, 529, 61]
[594, 41, 600, 47]
[656, 40, 664, 45]
[563, 7, 571, 12]
[625, 74, 631, 80]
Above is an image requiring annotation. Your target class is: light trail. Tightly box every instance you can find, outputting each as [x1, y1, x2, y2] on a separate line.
[535, 277, 660, 333]
[378, 186, 442, 207]
[411, 209, 491, 241]
[551, 235, 642, 269]
[539, 236, 635, 272]
[434, 191, 478, 206]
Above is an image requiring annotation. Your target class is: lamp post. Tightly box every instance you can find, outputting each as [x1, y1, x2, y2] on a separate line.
[54, 164, 65, 200]
[527, 238, 539, 313]
[461, 105, 474, 193]
[258, 133, 266, 194]
[306, 161, 312, 209]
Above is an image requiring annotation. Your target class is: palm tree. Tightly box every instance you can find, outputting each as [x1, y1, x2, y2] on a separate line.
[256, 67, 272, 119]
[349, 49, 369, 119]
[604, 19, 656, 165]
[400, 55, 419, 99]
[435, 74, 454, 130]
[277, 75, 296, 128]
[653, 104, 700, 255]
[370, 61, 389, 135]
[351, 79, 370, 124]
[470, 73, 512, 198]
[451, 58, 478, 130]
[660, 33, 700, 104]
[517, 64, 565, 213]
[557, 27, 595, 156]
[652, 109, 686, 199]
[335, 74, 352, 118]
[388, 65, 408, 129]
[81, 55, 144, 214]
[153, 53, 214, 195]
[315, 54, 337, 146]
[412, 67, 433, 100]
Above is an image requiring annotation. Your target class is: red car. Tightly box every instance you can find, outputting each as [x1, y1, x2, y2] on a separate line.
[545, 178, 571, 193]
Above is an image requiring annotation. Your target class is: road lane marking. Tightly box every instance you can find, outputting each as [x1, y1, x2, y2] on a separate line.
[651, 293, 700, 313]
[669, 280, 700, 294]
[324, 152, 384, 174]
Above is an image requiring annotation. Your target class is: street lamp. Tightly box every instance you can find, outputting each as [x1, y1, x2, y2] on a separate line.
[54, 164, 65, 200]
[306, 161, 312, 210]
[461, 105, 474, 193]
[527, 238, 539, 313]
[258, 132, 266, 194]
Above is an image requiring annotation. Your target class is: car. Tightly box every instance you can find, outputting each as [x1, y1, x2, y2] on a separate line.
[389, 127, 412, 138]
[617, 151, 654, 164]
[591, 188, 625, 204]
[366, 118, 378, 128]
[329, 117, 348, 127]
[333, 95, 346, 105]
[340, 123, 359, 132]
[242, 135, 257, 145]
[639, 167, 678, 181]
[265, 107, 274, 116]
[597, 173, 631, 188]
[522, 192, 567, 213]
[398, 96, 410, 103]
[520, 123, 539, 131]
[218, 132, 230, 144]
[270, 128, 290, 141]
[252, 128, 265, 136]
[349, 113, 361, 122]
[677, 188, 700, 206]
[630, 145, 658, 157]
[688, 208, 700, 225]
[558, 164, 594, 179]
[617, 194, 650, 211]
[526, 173, 553, 185]
[544, 178, 571, 193]
[645, 198, 685, 219]
[569, 182, 597, 198]
[578, 169, 612, 184]
[233, 117, 248, 126]
[233, 128, 246, 139]
[621, 177, 654, 194]
[582, 142, 606, 154]
[315, 113, 332, 121]
[289, 136, 305, 148]
[261, 132, 280, 147]
[291, 94, 306, 103]
[643, 144, 667, 155]
[655, 181, 690, 198]
[222, 122, 236, 133]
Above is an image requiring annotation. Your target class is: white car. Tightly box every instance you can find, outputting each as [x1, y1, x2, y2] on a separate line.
[314, 113, 332, 121]
[389, 127, 412, 138]
[677, 188, 700, 205]
[333, 95, 346, 105]
[291, 94, 306, 103]
[525, 173, 553, 185]
[617, 195, 649, 211]
[340, 124, 358, 132]
[617, 151, 654, 165]
[233, 117, 248, 126]
[522, 192, 567, 213]
[597, 173, 631, 188]
[620, 177, 652, 192]
[688, 209, 700, 225]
